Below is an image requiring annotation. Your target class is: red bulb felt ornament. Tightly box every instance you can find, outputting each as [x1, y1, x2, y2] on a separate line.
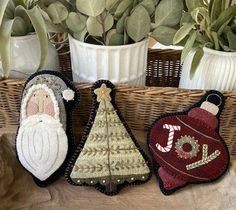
[148, 91, 230, 195]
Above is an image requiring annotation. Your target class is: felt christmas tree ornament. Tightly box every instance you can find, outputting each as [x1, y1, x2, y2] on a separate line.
[148, 90, 230, 195]
[16, 71, 79, 187]
[66, 80, 152, 196]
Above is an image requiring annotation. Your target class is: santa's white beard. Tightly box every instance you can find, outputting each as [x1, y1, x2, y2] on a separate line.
[16, 114, 68, 181]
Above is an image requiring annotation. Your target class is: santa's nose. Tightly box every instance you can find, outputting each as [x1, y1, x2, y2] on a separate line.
[38, 98, 45, 113]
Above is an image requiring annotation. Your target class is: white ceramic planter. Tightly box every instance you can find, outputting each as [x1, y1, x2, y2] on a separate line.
[179, 47, 236, 91]
[69, 35, 149, 85]
[0, 34, 60, 78]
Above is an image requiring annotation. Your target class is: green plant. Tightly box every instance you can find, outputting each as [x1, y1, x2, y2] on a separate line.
[167, 0, 236, 79]
[45, 0, 184, 45]
[0, 0, 66, 78]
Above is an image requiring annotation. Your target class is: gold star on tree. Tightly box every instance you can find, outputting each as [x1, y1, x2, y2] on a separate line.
[94, 83, 112, 102]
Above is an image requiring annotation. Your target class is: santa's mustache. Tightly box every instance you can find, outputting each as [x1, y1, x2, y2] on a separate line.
[21, 114, 62, 128]
[16, 114, 68, 181]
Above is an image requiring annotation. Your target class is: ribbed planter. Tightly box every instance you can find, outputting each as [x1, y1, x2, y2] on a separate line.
[0, 34, 60, 78]
[179, 47, 236, 91]
[69, 35, 148, 85]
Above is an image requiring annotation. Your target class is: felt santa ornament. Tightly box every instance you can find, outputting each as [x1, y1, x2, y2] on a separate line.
[66, 80, 151, 196]
[148, 90, 230, 195]
[16, 71, 79, 187]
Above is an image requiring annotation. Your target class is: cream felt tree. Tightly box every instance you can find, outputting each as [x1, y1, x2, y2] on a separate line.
[69, 82, 150, 194]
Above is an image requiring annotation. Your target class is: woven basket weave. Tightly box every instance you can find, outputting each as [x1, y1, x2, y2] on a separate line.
[146, 49, 182, 87]
[1, 49, 236, 156]
[0, 79, 236, 156]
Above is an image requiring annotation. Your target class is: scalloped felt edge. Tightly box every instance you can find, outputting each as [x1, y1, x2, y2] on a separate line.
[147, 90, 230, 195]
[65, 80, 152, 196]
[15, 70, 80, 187]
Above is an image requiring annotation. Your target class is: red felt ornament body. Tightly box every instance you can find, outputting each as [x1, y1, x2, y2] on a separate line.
[148, 91, 230, 195]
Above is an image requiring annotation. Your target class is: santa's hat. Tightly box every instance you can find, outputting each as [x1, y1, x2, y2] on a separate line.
[24, 73, 75, 102]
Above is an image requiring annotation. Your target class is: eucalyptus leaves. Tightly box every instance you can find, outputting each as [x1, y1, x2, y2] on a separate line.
[46, 0, 184, 45]
[0, 0, 67, 78]
[172, 0, 236, 78]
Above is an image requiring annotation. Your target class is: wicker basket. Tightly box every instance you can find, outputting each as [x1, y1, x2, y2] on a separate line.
[1, 49, 236, 156]
[57, 45, 73, 80]
[0, 80, 236, 156]
[146, 49, 182, 87]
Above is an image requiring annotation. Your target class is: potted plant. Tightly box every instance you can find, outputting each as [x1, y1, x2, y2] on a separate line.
[167, 0, 236, 91]
[45, 0, 184, 85]
[0, 0, 66, 78]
